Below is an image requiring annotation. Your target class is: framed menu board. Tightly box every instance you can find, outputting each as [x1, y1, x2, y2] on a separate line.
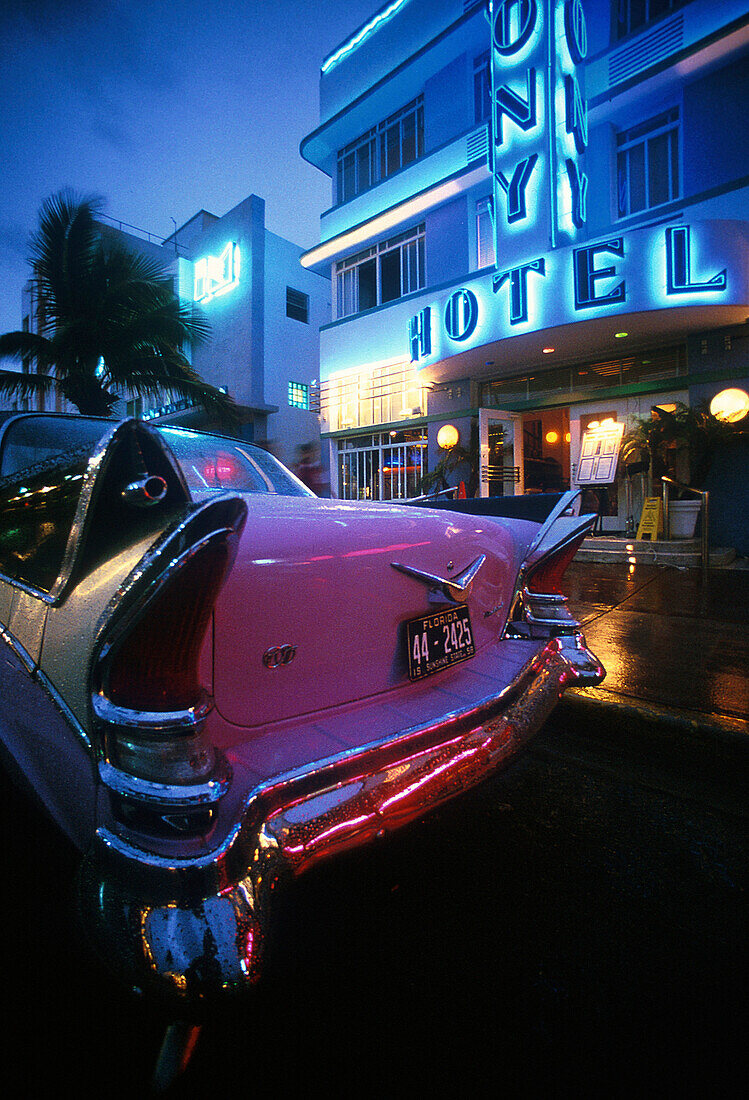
[576, 420, 625, 485]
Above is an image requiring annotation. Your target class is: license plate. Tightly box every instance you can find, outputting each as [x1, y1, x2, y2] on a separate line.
[405, 605, 475, 681]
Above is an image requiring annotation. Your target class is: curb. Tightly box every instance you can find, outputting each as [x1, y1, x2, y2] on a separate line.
[556, 688, 749, 763]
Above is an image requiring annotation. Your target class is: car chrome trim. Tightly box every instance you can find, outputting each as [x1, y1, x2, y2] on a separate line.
[0, 622, 36, 674]
[91, 500, 245, 666]
[92, 689, 214, 732]
[35, 667, 92, 751]
[99, 761, 230, 807]
[80, 631, 604, 1005]
[0, 572, 57, 605]
[391, 553, 486, 603]
[525, 488, 583, 560]
[20, 420, 191, 606]
[0, 624, 93, 751]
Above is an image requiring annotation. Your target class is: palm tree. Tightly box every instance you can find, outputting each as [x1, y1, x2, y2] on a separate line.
[0, 190, 235, 420]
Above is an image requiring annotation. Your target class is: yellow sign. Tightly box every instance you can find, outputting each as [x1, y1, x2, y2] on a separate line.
[636, 497, 663, 541]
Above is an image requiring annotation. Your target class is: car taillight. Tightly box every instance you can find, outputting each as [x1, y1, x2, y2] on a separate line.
[106, 539, 229, 712]
[524, 531, 586, 595]
[92, 519, 241, 794]
[517, 530, 589, 637]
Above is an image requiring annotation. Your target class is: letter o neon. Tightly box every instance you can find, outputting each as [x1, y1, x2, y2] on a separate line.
[564, 0, 588, 65]
[444, 289, 479, 342]
[493, 0, 537, 56]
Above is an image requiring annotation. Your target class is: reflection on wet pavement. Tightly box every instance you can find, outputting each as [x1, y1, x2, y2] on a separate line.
[563, 562, 749, 723]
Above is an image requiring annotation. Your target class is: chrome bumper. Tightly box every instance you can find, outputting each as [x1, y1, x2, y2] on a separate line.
[78, 633, 603, 1007]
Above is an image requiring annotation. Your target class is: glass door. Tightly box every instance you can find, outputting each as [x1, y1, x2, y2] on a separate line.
[478, 409, 522, 497]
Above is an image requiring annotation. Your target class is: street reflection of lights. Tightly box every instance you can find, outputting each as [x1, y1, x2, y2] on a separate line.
[628, 556, 637, 564]
[626, 544, 634, 551]
[629, 563, 635, 575]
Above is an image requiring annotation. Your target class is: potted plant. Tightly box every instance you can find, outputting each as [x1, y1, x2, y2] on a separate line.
[621, 402, 747, 537]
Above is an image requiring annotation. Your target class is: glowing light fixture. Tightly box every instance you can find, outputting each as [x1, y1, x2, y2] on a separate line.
[542, 347, 555, 354]
[437, 424, 460, 449]
[321, 0, 409, 72]
[710, 387, 749, 423]
[614, 331, 628, 338]
[565, 431, 571, 443]
[545, 430, 559, 444]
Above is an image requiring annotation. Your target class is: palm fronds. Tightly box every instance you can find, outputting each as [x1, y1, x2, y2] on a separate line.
[1, 190, 236, 421]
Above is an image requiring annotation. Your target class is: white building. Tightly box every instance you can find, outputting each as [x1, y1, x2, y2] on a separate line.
[22, 194, 330, 471]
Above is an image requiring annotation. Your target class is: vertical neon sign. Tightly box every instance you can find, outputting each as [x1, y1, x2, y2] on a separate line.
[490, 1, 588, 324]
[490, 0, 546, 264]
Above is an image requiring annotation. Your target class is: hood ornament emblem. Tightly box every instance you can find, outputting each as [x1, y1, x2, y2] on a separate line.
[390, 554, 486, 604]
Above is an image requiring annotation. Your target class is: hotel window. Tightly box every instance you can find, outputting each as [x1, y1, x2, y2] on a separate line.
[288, 381, 310, 410]
[286, 286, 309, 323]
[476, 197, 495, 268]
[335, 225, 425, 319]
[337, 97, 424, 204]
[616, 109, 679, 218]
[615, 0, 688, 39]
[474, 51, 491, 124]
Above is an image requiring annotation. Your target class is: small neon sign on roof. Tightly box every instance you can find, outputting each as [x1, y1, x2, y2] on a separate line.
[194, 242, 240, 302]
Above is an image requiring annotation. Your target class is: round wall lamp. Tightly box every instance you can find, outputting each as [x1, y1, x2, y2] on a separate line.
[437, 423, 460, 449]
[545, 430, 559, 444]
[710, 387, 749, 423]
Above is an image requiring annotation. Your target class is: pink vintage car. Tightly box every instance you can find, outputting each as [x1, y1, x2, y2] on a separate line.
[0, 413, 603, 1010]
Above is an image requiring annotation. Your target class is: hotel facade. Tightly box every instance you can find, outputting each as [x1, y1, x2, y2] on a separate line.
[301, 0, 749, 542]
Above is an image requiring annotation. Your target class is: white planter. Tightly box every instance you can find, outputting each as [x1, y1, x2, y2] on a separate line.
[669, 499, 701, 539]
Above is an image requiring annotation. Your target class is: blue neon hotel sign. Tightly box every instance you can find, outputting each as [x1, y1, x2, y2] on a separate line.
[409, 222, 731, 362]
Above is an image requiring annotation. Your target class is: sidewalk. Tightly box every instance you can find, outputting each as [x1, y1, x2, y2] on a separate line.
[558, 560, 749, 756]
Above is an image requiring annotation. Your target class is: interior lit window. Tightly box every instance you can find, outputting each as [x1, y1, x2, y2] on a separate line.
[288, 381, 310, 410]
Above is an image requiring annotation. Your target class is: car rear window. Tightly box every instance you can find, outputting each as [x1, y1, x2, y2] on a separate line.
[157, 429, 312, 497]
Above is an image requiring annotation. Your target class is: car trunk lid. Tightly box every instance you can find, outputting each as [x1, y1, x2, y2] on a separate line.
[212, 497, 537, 728]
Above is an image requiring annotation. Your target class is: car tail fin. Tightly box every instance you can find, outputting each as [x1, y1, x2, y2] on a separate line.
[92, 495, 246, 803]
[506, 490, 596, 638]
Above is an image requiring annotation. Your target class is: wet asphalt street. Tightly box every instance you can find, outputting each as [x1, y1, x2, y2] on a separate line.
[562, 561, 749, 728]
[1, 703, 745, 1098]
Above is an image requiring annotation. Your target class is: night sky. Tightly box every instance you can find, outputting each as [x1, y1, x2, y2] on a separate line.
[0, 0, 379, 336]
